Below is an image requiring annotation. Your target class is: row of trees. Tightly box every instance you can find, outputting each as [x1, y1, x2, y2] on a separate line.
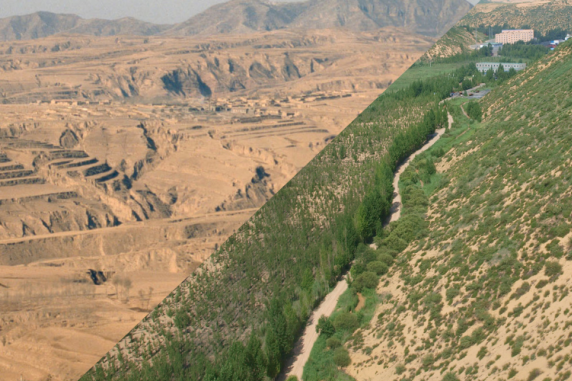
[498, 41, 550, 61]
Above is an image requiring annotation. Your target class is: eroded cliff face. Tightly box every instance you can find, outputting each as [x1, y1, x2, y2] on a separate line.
[0, 119, 176, 242]
[0, 28, 435, 103]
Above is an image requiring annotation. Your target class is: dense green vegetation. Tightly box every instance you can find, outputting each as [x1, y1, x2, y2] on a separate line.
[396, 40, 540, 93]
[498, 41, 550, 62]
[304, 112, 447, 381]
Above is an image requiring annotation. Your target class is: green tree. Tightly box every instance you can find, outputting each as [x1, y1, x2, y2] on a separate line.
[245, 333, 267, 381]
[316, 315, 336, 337]
[333, 312, 359, 331]
[333, 347, 351, 367]
[353, 271, 379, 292]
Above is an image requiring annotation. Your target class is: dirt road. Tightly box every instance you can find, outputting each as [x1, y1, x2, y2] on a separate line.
[280, 277, 349, 380]
[281, 114, 452, 380]
[388, 126, 446, 223]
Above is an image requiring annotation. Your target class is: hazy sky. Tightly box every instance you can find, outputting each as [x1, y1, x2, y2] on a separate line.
[1, 0, 480, 25]
[0, 0, 286, 24]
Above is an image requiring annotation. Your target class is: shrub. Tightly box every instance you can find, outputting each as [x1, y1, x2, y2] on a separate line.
[422, 354, 435, 368]
[333, 347, 351, 367]
[377, 252, 394, 266]
[383, 234, 408, 253]
[316, 316, 335, 337]
[527, 369, 542, 381]
[286, 377, 299, 381]
[465, 101, 482, 122]
[357, 245, 378, 264]
[446, 287, 460, 301]
[326, 337, 341, 349]
[333, 312, 359, 332]
[174, 310, 191, 330]
[477, 346, 488, 360]
[443, 372, 460, 381]
[460, 335, 475, 349]
[367, 261, 389, 275]
[545, 261, 562, 277]
[353, 271, 379, 292]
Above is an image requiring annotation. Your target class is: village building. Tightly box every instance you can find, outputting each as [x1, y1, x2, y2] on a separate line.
[495, 29, 534, 44]
[476, 62, 527, 74]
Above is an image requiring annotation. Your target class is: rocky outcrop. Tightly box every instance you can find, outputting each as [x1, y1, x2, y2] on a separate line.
[216, 165, 274, 212]
[59, 129, 80, 148]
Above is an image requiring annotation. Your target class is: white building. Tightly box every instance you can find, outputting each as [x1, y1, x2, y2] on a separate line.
[495, 29, 534, 44]
[476, 62, 527, 74]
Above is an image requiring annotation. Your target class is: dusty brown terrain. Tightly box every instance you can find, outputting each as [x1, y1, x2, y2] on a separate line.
[0, 27, 437, 381]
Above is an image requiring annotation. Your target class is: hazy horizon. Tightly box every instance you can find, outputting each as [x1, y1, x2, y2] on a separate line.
[1, 0, 479, 25]
[0, 0, 301, 24]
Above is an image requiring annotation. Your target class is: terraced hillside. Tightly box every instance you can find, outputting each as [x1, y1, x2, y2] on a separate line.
[307, 40, 572, 381]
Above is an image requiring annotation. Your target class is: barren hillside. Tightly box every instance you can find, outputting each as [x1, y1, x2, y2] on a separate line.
[0, 29, 435, 103]
[166, 0, 472, 38]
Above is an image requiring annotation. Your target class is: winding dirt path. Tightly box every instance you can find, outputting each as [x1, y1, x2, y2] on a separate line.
[279, 277, 349, 380]
[388, 124, 447, 223]
[280, 114, 452, 380]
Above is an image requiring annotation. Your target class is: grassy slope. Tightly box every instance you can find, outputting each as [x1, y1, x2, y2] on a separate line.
[340, 41, 572, 381]
[421, 26, 485, 61]
[459, 1, 572, 34]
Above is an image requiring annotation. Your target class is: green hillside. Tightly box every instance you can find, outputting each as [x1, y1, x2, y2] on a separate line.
[422, 26, 486, 61]
[305, 40, 572, 381]
[460, 1, 572, 34]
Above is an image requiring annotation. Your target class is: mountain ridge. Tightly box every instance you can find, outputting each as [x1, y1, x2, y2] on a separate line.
[0, 0, 472, 42]
[0, 11, 170, 41]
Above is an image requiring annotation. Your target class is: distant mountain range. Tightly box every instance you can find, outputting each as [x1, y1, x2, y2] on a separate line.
[0, 12, 170, 41]
[0, 0, 472, 41]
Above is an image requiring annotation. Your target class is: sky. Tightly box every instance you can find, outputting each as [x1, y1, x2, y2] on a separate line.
[0, 0, 290, 24]
[1, 0, 480, 25]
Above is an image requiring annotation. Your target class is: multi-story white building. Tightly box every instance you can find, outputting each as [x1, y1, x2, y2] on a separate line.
[495, 29, 534, 44]
[476, 62, 527, 74]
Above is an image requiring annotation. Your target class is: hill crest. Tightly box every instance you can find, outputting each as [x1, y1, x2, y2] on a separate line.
[0, 0, 472, 41]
